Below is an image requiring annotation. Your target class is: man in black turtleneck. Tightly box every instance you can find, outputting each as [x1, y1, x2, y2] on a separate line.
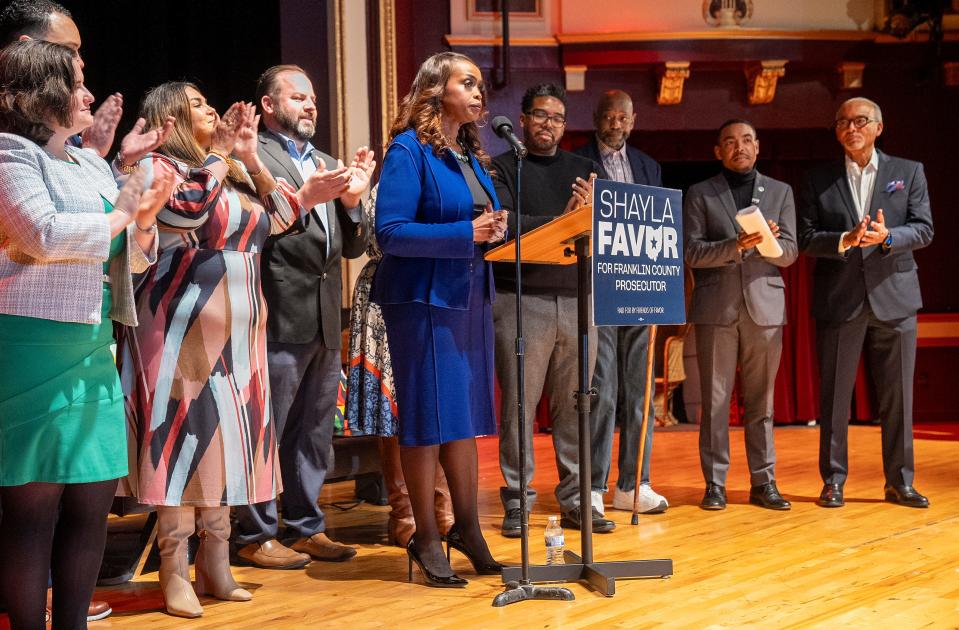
[491, 83, 615, 537]
[684, 119, 798, 511]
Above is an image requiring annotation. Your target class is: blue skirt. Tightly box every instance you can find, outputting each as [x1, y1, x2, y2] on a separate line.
[381, 251, 496, 446]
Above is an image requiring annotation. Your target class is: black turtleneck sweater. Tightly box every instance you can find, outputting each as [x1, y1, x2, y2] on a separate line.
[491, 149, 605, 296]
[722, 167, 757, 210]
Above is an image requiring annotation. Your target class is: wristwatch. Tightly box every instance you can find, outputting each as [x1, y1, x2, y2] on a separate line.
[882, 233, 893, 250]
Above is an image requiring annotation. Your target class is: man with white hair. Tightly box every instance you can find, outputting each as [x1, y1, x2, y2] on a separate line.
[798, 97, 934, 509]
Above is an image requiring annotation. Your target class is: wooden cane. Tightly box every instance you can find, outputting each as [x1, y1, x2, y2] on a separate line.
[631, 324, 657, 525]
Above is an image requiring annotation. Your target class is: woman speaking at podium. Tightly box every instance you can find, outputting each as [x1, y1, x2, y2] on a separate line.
[372, 52, 507, 587]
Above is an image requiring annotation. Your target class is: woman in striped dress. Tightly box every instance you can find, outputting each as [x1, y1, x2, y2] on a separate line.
[118, 82, 327, 618]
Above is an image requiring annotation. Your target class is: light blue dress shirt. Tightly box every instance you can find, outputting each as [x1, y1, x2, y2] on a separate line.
[276, 131, 331, 255]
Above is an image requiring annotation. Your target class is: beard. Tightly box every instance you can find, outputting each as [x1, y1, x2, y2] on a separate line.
[527, 130, 559, 154]
[598, 129, 626, 150]
[275, 107, 316, 143]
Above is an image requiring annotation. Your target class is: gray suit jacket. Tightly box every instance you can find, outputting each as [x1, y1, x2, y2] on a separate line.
[798, 150, 933, 323]
[258, 130, 369, 347]
[684, 171, 798, 326]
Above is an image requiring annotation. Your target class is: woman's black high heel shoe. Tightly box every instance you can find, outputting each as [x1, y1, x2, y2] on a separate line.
[444, 524, 505, 575]
[407, 537, 468, 588]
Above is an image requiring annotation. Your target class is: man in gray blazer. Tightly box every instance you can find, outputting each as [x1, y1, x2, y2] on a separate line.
[685, 119, 798, 511]
[798, 97, 933, 509]
[233, 65, 374, 568]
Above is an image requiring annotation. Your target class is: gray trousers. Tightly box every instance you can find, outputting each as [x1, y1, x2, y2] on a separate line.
[495, 291, 597, 513]
[816, 303, 916, 487]
[590, 325, 655, 493]
[234, 338, 340, 544]
[696, 309, 782, 487]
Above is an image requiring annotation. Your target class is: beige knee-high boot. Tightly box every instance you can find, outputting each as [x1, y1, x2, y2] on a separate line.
[156, 506, 203, 618]
[381, 437, 415, 547]
[194, 506, 252, 602]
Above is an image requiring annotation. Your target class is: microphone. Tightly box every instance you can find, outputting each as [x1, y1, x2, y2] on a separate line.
[491, 116, 527, 158]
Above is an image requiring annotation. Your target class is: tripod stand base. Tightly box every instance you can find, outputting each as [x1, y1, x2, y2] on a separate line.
[492, 581, 575, 607]
[500, 552, 673, 597]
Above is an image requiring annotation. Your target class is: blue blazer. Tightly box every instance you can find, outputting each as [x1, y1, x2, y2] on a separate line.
[371, 128, 500, 310]
[798, 150, 934, 322]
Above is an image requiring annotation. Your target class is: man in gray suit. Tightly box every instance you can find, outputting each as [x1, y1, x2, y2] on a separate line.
[233, 65, 374, 568]
[799, 97, 933, 509]
[684, 119, 797, 511]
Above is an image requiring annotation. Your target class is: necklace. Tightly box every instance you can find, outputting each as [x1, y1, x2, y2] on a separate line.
[447, 139, 470, 163]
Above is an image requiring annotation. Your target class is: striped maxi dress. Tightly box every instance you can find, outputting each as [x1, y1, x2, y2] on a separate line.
[118, 153, 300, 507]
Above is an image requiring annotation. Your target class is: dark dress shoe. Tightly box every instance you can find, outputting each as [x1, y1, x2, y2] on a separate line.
[884, 484, 929, 508]
[560, 507, 616, 533]
[817, 483, 844, 508]
[749, 482, 791, 510]
[501, 508, 522, 538]
[444, 524, 505, 575]
[407, 538, 468, 588]
[700, 483, 726, 510]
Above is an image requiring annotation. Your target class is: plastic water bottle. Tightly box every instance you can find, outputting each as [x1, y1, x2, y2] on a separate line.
[545, 516, 565, 565]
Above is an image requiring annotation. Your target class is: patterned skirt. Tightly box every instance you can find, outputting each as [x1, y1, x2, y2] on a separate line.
[345, 259, 399, 437]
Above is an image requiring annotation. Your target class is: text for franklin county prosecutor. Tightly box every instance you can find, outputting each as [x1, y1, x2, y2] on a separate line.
[594, 188, 680, 314]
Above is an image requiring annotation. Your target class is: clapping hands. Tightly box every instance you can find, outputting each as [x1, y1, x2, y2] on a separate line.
[841, 209, 888, 249]
[341, 146, 376, 208]
[565, 172, 596, 214]
[118, 116, 175, 168]
[81, 93, 123, 157]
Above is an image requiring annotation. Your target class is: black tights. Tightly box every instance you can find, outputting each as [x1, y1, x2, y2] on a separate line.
[400, 438, 495, 576]
[0, 479, 118, 630]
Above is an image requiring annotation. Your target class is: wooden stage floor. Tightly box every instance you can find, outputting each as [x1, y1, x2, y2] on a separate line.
[7, 425, 959, 629]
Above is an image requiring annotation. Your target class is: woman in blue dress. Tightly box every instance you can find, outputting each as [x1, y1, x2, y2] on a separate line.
[372, 52, 508, 587]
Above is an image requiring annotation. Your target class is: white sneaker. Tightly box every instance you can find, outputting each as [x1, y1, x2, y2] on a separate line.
[591, 490, 606, 517]
[612, 484, 668, 514]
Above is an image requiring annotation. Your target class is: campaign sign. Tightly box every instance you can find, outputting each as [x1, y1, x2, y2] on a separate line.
[592, 179, 686, 326]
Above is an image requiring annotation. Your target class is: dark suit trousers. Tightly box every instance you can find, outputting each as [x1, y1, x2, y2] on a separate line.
[697, 309, 782, 487]
[816, 303, 916, 487]
[234, 338, 339, 543]
[589, 325, 655, 494]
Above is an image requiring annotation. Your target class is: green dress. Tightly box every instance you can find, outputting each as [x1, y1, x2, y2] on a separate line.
[0, 198, 128, 486]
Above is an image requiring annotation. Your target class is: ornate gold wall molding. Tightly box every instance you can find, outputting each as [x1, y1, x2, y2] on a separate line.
[378, 0, 398, 152]
[837, 61, 866, 89]
[657, 61, 691, 105]
[331, 0, 347, 161]
[744, 60, 787, 105]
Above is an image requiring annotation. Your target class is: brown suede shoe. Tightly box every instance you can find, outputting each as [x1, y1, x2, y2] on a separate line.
[236, 538, 311, 569]
[290, 532, 357, 562]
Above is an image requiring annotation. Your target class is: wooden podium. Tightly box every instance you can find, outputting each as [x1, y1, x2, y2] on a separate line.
[486, 205, 673, 598]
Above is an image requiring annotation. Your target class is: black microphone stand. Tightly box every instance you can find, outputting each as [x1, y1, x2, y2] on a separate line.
[492, 143, 574, 608]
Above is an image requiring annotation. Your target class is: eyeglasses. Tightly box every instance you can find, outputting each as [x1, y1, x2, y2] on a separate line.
[601, 114, 631, 126]
[834, 116, 879, 131]
[525, 109, 566, 126]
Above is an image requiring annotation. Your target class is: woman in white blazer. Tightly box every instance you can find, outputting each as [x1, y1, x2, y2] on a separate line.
[0, 40, 171, 629]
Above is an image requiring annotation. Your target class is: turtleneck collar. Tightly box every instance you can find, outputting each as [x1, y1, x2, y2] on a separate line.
[722, 167, 756, 188]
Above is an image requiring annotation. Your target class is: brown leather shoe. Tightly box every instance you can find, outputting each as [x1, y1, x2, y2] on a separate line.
[87, 600, 112, 622]
[290, 532, 357, 562]
[236, 538, 311, 569]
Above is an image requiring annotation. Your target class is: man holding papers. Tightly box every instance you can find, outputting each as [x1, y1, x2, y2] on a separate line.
[798, 97, 934, 509]
[684, 119, 798, 510]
